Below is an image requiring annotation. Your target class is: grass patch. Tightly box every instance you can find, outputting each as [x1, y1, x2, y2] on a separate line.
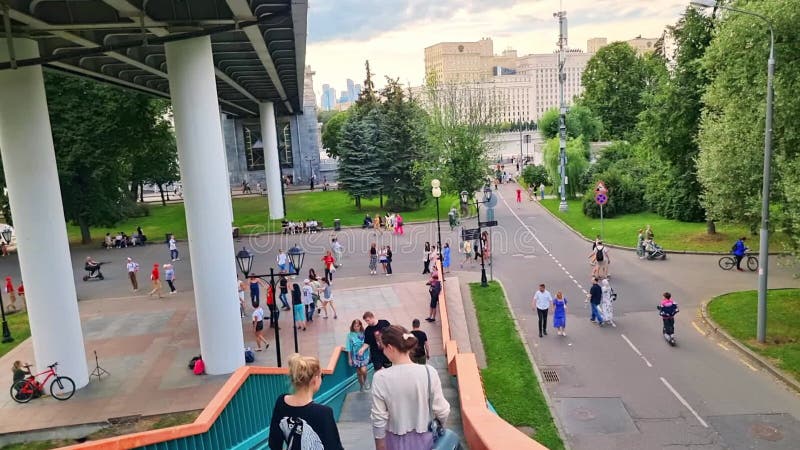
[67, 191, 461, 243]
[0, 311, 31, 359]
[708, 289, 800, 382]
[0, 410, 201, 450]
[470, 281, 564, 449]
[540, 199, 781, 253]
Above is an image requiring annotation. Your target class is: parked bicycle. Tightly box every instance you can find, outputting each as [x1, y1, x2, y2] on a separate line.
[718, 253, 759, 271]
[10, 362, 75, 403]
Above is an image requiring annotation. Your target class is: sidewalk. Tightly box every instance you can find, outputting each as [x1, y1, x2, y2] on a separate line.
[0, 278, 442, 435]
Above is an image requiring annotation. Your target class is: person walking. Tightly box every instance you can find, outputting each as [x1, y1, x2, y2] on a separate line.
[421, 242, 431, 274]
[148, 263, 163, 298]
[533, 284, 553, 337]
[395, 213, 404, 235]
[321, 250, 336, 282]
[600, 279, 616, 327]
[4, 277, 17, 312]
[346, 319, 370, 391]
[278, 274, 291, 310]
[362, 311, 391, 372]
[320, 278, 338, 319]
[516, 187, 522, 208]
[276, 249, 288, 273]
[168, 234, 180, 261]
[637, 229, 645, 259]
[268, 354, 343, 450]
[369, 243, 378, 275]
[586, 277, 604, 326]
[332, 238, 344, 267]
[302, 279, 315, 323]
[385, 245, 393, 275]
[248, 275, 264, 308]
[163, 263, 177, 294]
[442, 242, 451, 273]
[426, 273, 441, 323]
[461, 239, 473, 268]
[410, 319, 430, 364]
[126, 257, 140, 292]
[553, 291, 568, 336]
[370, 325, 450, 450]
[252, 304, 270, 351]
[238, 278, 247, 318]
[591, 241, 610, 279]
[292, 283, 306, 331]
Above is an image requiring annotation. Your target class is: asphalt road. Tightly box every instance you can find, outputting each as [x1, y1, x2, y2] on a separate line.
[488, 183, 800, 450]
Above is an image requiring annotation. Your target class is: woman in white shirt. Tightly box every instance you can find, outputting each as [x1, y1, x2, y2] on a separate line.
[371, 325, 450, 450]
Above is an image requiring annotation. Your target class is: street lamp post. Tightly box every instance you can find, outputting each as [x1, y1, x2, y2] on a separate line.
[1, 228, 14, 343]
[236, 244, 306, 366]
[461, 187, 492, 287]
[691, 0, 775, 343]
[431, 180, 443, 281]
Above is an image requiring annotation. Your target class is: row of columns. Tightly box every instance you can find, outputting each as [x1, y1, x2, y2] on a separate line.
[0, 35, 285, 385]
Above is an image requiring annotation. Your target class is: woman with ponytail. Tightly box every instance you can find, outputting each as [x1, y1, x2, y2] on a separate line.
[370, 326, 450, 450]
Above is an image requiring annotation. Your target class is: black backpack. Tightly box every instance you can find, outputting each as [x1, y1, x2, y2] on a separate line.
[596, 247, 604, 262]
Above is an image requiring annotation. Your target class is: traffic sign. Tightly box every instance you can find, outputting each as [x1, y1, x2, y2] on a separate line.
[595, 193, 608, 205]
[594, 180, 609, 205]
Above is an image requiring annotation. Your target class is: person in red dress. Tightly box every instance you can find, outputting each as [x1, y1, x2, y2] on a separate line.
[516, 188, 522, 208]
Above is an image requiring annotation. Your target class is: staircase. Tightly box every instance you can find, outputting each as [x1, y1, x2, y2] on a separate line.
[337, 356, 465, 449]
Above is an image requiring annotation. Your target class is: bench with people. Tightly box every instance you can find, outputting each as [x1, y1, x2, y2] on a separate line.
[281, 219, 323, 234]
[102, 226, 147, 249]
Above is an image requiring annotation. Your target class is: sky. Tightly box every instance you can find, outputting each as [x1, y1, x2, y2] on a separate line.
[306, 0, 690, 100]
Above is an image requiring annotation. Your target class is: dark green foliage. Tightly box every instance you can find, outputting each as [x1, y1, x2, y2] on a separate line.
[538, 104, 603, 143]
[336, 108, 383, 206]
[581, 142, 648, 218]
[521, 165, 550, 189]
[581, 42, 648, 140]
[321, 110, 350, 158]
[543, 137, 589, 198]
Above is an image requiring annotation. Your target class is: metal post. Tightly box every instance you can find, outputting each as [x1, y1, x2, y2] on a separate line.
[268, 268, 282, 367]
[435, 196, 443, 281]
[1, 293, 12, 343]
[519, 128, 523, 172]
[556, 10, 569, 212]
[757, 29, 775, 344]
[600, 203, 604, 241]
[477, 199, 487, 287]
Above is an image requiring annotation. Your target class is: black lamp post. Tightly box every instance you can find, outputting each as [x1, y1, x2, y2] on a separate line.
[461, 187, 492, 287]
[236, 244, 305, 366]
[431, 180, 444, 281]
[1, 228, 13, 343]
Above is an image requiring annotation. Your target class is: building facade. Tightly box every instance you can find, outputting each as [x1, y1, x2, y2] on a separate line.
[424, 37, 495, 83]
[587, 37, 608, 54]
[587, 36, 659, 56]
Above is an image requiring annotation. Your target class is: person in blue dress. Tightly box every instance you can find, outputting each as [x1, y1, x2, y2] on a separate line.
[346, 319, 370, 391]
[553, 291, 568, 336]
[442, 242, 451, 273]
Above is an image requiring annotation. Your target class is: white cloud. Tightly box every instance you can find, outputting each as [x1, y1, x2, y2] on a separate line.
[307, 0, 689, 101]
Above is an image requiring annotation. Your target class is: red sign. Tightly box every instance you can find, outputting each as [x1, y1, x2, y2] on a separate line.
[594, 181, 608, 205]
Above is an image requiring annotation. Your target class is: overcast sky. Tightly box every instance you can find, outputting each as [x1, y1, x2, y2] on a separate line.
[306, 0, 689, 100]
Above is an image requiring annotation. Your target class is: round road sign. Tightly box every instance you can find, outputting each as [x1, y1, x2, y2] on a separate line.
[595, 193, 608, 205]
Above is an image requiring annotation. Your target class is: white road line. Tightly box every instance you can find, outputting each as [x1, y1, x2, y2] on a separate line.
[501, 195, 551, 254]
[568, 275, 574, 279]
[739, 358, 758, 372]
[621, 334, 653, 368]
[691, 321, 708, 337]
[660, 377, 709, 428]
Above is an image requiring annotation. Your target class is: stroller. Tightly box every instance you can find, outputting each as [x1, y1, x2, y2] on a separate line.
[83, 262, 106, 281]
[643, 240, 667, 260]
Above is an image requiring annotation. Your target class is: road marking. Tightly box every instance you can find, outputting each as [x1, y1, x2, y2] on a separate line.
[739, 358, 758, 372]
[568, 274, 574, 279]
[692, 321, 708, 337]
[524, 255, 536, 259]
[621, 334, 653, 368]
[660, 377, 709, 428]
[717, 342, 729, 351]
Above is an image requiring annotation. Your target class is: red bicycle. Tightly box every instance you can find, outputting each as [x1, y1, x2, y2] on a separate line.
[10, 362, 75, 403]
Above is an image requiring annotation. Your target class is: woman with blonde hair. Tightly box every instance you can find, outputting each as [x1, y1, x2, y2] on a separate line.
[371, 325, 450, 450]
[268, 354, 343, 450]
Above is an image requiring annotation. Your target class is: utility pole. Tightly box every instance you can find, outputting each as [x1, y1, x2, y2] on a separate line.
[554, 10, 568, 211]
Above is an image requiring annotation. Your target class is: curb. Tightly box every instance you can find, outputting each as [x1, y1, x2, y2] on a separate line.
[699, 299, 800, 394]
[532, 199, 787, 256]
[494, 279, 572, 450]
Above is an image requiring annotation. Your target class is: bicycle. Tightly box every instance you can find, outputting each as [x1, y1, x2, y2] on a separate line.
[10, 362, 76, 403]
[718, 253, 759, 271]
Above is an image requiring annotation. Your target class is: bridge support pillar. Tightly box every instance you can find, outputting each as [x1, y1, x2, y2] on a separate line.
[260, 102, 285, 219]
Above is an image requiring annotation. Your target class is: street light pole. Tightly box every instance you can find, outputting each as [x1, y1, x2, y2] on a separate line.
[690, 0, 774, 343]
[554, 10, 569, 212]
[431, 180, 444, 281]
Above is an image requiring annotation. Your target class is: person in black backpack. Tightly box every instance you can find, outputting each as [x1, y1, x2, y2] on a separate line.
[589, 241, 610, 279]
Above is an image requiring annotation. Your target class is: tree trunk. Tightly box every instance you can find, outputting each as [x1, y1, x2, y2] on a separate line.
[129, 180, 139, 201]
[706, 220, 716, 235]
[139, 182, 144, 203]
[78, 216, 92, 244]
[355, 195, 361, 209]
[379, 191, 383, 208]
[158, 184, 167, 206]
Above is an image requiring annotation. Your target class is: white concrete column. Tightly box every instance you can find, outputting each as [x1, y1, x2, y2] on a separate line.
[0, 39, 88, 388]
[165, 36, 244, 374]
[260, 102, 285, 219]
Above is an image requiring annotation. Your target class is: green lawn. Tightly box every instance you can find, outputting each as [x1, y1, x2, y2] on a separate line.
[0, 311, 30, 359]
[708, 289, 800, 382]
[470, 281, 564, 449]
[540, 199, 779, 253]
[67, 191, 462, 243]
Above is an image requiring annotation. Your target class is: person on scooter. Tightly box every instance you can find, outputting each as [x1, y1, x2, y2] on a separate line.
[657, 292, 679, 342]
[85, 256, 100, 277]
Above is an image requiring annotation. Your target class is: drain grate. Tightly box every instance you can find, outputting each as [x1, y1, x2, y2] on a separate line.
[541, 368, 559, 383]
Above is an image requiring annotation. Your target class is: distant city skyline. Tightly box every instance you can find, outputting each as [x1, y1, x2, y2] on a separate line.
[318, 78, 362, 111]
[307, 0, 688, 99]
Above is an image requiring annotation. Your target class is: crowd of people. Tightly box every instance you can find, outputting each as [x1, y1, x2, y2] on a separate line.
[362, 213, 405, 235]
[103, 226, 147, 249]
[281, 219, 322, 234]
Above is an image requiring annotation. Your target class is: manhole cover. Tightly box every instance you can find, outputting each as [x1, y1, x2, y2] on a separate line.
[573, 407, 596, 421]
[751, 422, 783, 441]
[541, 368, 559, 383]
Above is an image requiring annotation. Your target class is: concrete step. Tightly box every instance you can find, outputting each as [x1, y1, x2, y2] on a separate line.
[338, 391, 373, 450]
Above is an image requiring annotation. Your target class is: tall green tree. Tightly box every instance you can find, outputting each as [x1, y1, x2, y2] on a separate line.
[542, 136, 589, 198]
[581, 42, 647, 140]
[697, 0, 800, 238]
[538, 104, 603, 143]
[336, 108, 383, 208]
[321, 110, 350, 158]
[45, 73, 154, 243]
[638, 7, 713, 222]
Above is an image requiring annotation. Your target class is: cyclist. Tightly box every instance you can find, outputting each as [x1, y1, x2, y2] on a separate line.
[731, 237, 748, 272]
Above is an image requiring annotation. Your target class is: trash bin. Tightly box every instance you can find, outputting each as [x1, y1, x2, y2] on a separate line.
[334, 219, 341, 231]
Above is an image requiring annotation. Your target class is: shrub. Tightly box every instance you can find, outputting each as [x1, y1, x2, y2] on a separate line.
[582, 168, 646, 218]
[521, 165, 550, 189]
